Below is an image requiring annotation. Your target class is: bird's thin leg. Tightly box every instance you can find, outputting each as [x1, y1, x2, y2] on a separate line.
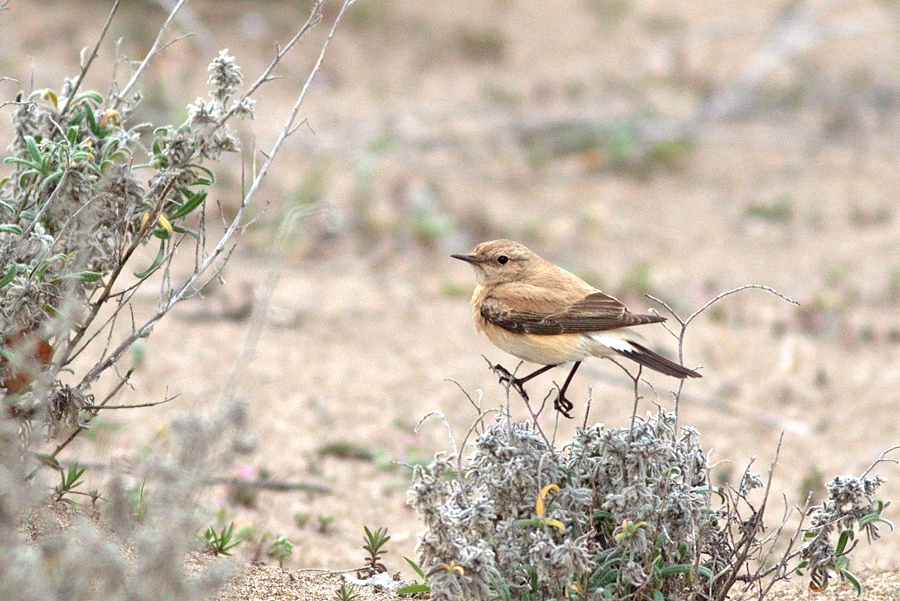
[554, 361, 581, 419]
[490, 363, 556, 402]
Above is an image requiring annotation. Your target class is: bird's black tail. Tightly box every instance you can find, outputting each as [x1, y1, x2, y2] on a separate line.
[614, 340, 701, 378]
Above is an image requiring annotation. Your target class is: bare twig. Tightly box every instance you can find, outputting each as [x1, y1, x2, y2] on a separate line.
[91, 396, 180, 410]
[59, 0, 120, 116]
[715, 432, 783, 601]
[415, 411, 458, 459]
[647, 284, 798, 429]
[860, 444, 900, 478]
[112, 0, 188, 107]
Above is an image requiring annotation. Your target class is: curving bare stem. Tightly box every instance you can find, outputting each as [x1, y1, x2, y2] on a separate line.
[647, 284, 799, 430]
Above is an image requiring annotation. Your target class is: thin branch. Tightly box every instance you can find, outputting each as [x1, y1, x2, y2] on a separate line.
[210, 2, 325, 132]
[580, 386, 593, 430]
[716, 432, 783, 601]
[445, 377, 484, 415]
[59, 0, 120, 116]
[456, 407, 500, 475]
[647, 284, 798, 428]
[91, 395, 180, 410]
[113, 0, 188, 107]
[415, 411, 458, 459]
[27, 368, 135, 479]
[860, 444, 900, 478]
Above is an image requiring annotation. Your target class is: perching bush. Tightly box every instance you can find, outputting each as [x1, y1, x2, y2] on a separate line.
[410, 288, 893, 600]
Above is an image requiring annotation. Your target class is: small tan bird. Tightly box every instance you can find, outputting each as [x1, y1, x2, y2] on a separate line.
[452, 239, 700, 417]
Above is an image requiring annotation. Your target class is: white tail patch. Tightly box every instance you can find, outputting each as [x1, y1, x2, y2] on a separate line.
[587, 331, 636, 354]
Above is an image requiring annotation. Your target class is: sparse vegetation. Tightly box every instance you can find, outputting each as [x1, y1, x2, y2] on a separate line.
[409, 287, 895, 600]
[203, 522, 244, 557]
[0, 0, 354, 598]
[360, 526, 391, 578]
[4, 1, 900, 600]
[267, 535, 294, 568]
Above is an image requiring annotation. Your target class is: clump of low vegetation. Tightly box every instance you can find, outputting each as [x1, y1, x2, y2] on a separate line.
[0, 1, 354, 599]
[409, 287, 894, 600]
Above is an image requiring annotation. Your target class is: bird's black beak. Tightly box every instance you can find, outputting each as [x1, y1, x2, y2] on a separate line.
[451, 253, 480, 264]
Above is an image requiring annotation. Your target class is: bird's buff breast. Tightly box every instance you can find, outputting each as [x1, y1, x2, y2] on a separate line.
[478, 319, 590, 365]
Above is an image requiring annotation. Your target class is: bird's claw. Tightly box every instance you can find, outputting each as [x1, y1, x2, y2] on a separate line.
[554, 393, 574, 419]
[490, 363, 530, 401]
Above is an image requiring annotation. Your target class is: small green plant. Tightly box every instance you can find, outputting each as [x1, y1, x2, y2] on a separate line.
[334, 583, 358, 601]
[360, 525, 390, 577]
[267, 535, 293, 568]
[396, 556, 431, 595]
[746, 197, 794, 222]
[317, 515, 335, 534]
[52, 462, 86, 502]
[293, 510, 311, 528]
[202, 522, 244, 556]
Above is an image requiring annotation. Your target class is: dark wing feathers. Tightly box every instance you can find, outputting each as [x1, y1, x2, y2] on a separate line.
[481, 291, 665, 335]
[613, 340, 701, 378]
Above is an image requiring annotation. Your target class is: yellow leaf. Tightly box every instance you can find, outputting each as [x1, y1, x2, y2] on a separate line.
[42, 89, 58, 110]
[157, 214, 173, 233]
[536, 483, 560, 517]
[540, 483, 560, 498]
[544, 518, 566, 532]
[100, 109, 121, 129]
[440, 561, 464, 576]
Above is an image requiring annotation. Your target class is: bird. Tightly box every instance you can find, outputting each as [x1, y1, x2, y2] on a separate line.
[452, 239, 700, 417]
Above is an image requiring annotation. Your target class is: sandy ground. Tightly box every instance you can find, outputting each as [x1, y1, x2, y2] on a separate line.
[5, 0, 900, 598]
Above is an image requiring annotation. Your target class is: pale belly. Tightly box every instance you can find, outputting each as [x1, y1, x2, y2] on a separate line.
[481, 322, 597, 365]
[479, 320, 644, 366]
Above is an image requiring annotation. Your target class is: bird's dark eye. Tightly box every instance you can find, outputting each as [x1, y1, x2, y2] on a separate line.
[497, 255, 509, 265]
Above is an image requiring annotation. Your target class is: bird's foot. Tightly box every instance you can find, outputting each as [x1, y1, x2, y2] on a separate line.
[489, 362, 530, 401]
[553, 392, 574, 419]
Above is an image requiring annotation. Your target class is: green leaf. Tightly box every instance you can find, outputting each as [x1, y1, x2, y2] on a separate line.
[134, 240, 166, 279]
[74, 91, 104, 105]
[167, 188, 207, 220]
[33, 261, 53, 281]
[835, 529, 854, 555]
[85, 107, 99, 135]
[152, 227, 172, 240]
[694, 485, 727, 503]
[840, 568, 862, 596]
[26, 136, 42, 163]
[78, 271, 103, 283]
[171, 224, 199, 241]
[0, 224, 23, 235]
[395, 583, 430, 594]
[403, 556, 426, 580]
[3, 156, 42, 169]
[52, 271, 103, 284]
[189, 163, 216, 183]
[0, 264, 17, 288]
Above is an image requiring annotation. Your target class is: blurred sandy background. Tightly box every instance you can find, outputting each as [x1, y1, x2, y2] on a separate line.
[3, 0, 900, 573]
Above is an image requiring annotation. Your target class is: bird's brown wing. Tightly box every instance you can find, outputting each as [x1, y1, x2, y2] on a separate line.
[481, 291, 665, 335]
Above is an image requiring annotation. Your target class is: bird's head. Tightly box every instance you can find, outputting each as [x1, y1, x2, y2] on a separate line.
[451, 239, 538, 285]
